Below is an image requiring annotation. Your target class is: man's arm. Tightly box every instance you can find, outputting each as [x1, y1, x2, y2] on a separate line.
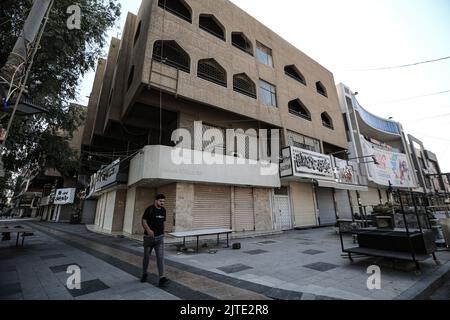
[142, 219, 154, 237]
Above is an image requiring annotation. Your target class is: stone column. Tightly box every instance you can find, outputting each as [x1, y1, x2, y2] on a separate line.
[174, 182, 195, 231]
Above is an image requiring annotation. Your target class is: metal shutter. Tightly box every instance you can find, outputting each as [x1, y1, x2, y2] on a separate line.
[193, 184, 231, 229]
[316, 188, 337, 225]
[359, 187, 381, 214]
[157, 184, 176, 233]
[234, 187, 255, 232]
[334, 190, 352, 220]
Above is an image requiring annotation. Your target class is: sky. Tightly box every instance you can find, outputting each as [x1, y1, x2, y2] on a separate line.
[76, 0, 450, 171]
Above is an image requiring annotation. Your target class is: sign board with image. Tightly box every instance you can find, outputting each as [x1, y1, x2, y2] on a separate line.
[53, 188, 76, 205]
[361, 136, 416, 188]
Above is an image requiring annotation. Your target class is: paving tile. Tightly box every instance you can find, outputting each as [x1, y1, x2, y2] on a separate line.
[49, 263, 81, 274]
[40, 254, 66, 260]
[244, 249, 269, 255]
[66, 279, 110, 298]
[303, 262, 339, 272]
[302, 249, 325, 255]
[0, 282, 22, 297]
[217, 264, 253, 274]
[0, 265, 16, 272]
[257, 240, 278, 245]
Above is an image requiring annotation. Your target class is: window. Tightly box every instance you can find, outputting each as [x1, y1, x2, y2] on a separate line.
[134, 21, 141, 45]
[288, 99, 311, 121]
[259, 79, 277, 107]
[199, 14, 225, 41]
[232, 32, 253, 56]
[233, 73, 256, 99]
[256, 41, 273, 67]
[316, 81, 328, 97]
[321, 112, 334, 129]
[284, 65, 306, 85]
[287, 130, 321, 153]
[158, 0, 192, 23]
[197, 59, 227, 87]
[152, 40, 191, 73]
[127, 66, 135, 91]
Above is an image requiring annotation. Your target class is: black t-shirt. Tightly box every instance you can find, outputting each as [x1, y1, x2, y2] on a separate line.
[142, 205, 166, 237]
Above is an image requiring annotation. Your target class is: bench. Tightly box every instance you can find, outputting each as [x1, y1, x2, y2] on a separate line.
[168, 228, 233, 253]
[0, 226, 34, 247]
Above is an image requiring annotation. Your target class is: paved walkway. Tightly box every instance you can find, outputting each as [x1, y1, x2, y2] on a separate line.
[1, 221, 449, 300]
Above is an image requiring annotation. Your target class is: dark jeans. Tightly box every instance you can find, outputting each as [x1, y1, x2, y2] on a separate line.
[142, 235, 164, 279]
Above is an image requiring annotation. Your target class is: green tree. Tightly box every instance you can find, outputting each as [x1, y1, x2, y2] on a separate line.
[0, 0, 121, 187]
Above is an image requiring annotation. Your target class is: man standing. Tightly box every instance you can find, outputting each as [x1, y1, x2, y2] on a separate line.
[141, 194, 169, 287]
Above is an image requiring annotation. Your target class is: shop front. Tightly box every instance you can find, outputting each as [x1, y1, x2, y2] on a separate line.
[280, 146, 368, 228]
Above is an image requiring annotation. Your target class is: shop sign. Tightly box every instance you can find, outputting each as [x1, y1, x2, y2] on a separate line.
[335, 158, 358, 184]
[53, 188, 76, 205]
[292, 147, 333, 178]
[280, 148, 293, 177]
[361, 137, 415, 188]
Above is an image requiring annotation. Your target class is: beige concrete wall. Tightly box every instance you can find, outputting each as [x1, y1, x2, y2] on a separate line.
[102, 189, 127, 232]
[82, 58, 106, 146]
[290, 182, 318, 227]
[93, 37, 121, 136]
[132, 0, 347, 149]
[174, 182, 195, 231]
[253, 188, 273, 231]
[123, 186, 155, 235]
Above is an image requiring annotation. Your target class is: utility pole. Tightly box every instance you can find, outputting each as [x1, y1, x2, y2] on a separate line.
[0, 0, 54, 177]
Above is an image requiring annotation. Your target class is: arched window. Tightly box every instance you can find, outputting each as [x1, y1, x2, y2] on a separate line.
[199, 14, 225, 41]
[321, 112, 334, 129]
[288, 99, 311, 121]
[152, 40, 190, 73]
[316, 81, 328, 97]
[127, 66, 135, 91]
[284, 65, 306, 85]
[232, 32, 253, 56]
[158, 0, 192, 23]
[134, 21, 142, 46]
[197, 59, 227, 87]
[233, 73, 256, 99]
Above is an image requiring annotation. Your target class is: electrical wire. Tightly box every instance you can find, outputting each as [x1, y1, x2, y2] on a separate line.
[347, 55, 450, 72]
[372, 90, 450, 105]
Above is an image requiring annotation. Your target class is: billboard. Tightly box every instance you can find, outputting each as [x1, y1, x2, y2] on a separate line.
[361, 137, 415, 188]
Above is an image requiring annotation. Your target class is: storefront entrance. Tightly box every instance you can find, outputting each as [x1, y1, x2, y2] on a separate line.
[273, 188, 292, 230]
[316, 187, 337, 226]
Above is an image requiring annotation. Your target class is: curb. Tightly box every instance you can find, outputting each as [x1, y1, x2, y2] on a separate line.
[395, 259, 450, 300]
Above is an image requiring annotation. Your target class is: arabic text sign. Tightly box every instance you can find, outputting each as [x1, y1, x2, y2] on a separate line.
[291, 147, 333, 178]
[53, 188, 76, 205]
[361, 138, 415, 188]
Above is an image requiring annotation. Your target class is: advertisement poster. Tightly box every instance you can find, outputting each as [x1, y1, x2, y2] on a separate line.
[361, 137, 415, 188]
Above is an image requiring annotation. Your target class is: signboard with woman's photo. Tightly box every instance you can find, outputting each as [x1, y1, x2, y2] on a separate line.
[361, 137, 416, 188]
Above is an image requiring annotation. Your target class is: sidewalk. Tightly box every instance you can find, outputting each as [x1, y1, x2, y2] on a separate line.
[1, 221, 449, 300]
[0, 222, 178, 300]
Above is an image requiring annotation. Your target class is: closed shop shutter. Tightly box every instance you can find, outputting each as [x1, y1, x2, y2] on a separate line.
[193, 184, 231, 229]
[316, 187, 337, 225]
[157, 184, 176, 233]
[234, 187, 255, 232]
[335, 190, 352, 219]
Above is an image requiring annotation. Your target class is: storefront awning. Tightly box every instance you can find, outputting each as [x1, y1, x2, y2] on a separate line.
[316, 180, 368, 192]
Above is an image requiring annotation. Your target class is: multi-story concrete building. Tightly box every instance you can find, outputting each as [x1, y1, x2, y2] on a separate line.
[408, 134, 450, 195]
[336, 83, 420, 214]
[83, 0, 364, 238]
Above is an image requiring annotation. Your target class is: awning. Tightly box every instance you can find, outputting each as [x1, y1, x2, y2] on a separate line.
[316, 180, 369, 192]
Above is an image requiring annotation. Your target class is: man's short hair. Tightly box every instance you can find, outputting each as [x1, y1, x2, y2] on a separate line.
[156, 194, 166, 200]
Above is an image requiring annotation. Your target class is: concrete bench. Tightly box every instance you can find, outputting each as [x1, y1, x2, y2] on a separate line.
[168, 228, 233, 253]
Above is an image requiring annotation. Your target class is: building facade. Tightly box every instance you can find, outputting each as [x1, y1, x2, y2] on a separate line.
[336, 83, 422, 214]
[82, 0, 363, 237]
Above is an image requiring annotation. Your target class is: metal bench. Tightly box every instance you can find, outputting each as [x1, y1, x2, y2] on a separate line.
[168, 228, 233, 253]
